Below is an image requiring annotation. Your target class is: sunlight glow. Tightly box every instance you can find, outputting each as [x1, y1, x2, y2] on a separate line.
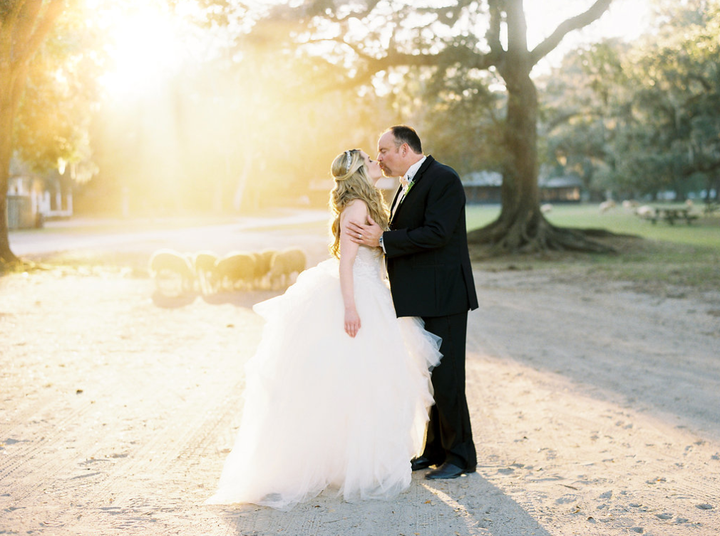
[99, 2, 187, 98]
[526, 0, 652, 71]
[527, 0, 651, 48]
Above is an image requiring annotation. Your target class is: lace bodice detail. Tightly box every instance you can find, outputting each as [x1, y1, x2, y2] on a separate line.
[353, 246, 385, 281]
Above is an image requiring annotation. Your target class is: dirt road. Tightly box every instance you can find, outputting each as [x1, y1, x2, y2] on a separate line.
[1, 227, 719, 535]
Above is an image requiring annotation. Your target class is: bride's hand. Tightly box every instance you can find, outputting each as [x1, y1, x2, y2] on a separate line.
[344, 307, 361, 338]
[346, 216, 382, 247]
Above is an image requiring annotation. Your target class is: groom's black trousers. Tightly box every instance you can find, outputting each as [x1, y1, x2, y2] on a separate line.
[421, 311, 476, 471]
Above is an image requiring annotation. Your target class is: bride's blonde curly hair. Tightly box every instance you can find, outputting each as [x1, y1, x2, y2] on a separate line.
[329, 149, 389, 259]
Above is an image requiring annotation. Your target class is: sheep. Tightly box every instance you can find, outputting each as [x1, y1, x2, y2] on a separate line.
[213, 252, 256, 291]
[194, 251, 219, 295]
[149, 249, 195, 297]
[269, 247, 306, 289]
[622, 200, 639, 211]
[599, 200, 617, 213]
[635, 205, 655, 220]
[540, 203, 553, 214]
[252, 248, 277, 289]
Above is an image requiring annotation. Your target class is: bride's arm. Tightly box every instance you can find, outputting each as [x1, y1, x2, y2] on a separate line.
[339, 200, 368, 338]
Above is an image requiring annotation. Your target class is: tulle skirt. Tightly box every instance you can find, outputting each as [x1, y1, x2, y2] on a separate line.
[206, 257, 441, 510]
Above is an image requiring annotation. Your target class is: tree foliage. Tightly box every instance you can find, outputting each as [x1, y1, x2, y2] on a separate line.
[542, 0, 720, 201]
[1, 0, 67, 266]
[1, 0, 104, 266]
[538, 39, 630, 199]
[621, 0, 720, 199]
[15, 3, 103, 174]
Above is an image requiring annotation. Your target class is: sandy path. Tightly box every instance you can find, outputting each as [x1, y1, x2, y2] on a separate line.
[466, 272, 720, 535]
[1, 251, 719, 535]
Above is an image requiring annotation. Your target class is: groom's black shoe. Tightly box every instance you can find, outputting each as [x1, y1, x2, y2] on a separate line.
[425, 462, 475, 480]
[410, 456, 438, 471]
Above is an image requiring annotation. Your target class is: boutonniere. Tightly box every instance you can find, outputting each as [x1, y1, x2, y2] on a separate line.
[401, 179, 415, 201]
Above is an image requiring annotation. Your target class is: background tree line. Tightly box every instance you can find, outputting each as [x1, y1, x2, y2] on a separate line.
[540, 0, 720, 202]
[2, 0, 719, 265]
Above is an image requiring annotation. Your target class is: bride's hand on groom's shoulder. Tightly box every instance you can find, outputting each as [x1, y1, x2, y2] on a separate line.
[346, 216, 382, 247]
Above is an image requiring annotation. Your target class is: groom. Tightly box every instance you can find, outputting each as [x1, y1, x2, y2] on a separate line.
[347, 125, 478, 479]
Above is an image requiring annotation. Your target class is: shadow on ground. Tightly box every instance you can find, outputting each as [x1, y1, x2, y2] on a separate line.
[210, 471, 552, 536]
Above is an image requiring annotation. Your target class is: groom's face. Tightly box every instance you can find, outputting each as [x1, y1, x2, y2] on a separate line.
[377, 132, 407, 178]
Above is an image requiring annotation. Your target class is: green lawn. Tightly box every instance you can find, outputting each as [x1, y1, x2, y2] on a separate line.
[545, 204, 720, 251]
[465, 205, 501, 232]
[465, 203, 720, 291]
[466, 203, 720, 250]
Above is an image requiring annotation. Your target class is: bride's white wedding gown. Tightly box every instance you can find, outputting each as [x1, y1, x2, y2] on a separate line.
[206, 246, 441, 510]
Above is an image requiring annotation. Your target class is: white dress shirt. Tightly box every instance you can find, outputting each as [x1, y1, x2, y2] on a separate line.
[383, 156, 427, 252]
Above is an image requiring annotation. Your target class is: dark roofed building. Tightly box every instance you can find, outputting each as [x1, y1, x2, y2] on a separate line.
[539, 174, 582, 203]
[462, 171, 503, 204]
[462, 171, 583, 204]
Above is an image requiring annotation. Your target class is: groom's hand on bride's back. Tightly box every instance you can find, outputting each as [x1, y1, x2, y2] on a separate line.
[346, 216, 382, 247]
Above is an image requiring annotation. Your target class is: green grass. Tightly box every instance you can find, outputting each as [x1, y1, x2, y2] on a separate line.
[465, 205, 501, 232]
[465, 203, 720, 292]
[466, 203, 720, 249]
[544, 204, 720, 251]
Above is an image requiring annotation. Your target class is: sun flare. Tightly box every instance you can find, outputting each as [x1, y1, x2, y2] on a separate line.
[99, 3, 187, 99]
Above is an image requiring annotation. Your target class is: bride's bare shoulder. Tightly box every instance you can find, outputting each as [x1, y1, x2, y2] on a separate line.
[340, 199, 369, 221]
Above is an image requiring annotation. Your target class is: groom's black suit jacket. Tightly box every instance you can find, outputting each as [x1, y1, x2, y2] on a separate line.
[383, 156, 479, 318]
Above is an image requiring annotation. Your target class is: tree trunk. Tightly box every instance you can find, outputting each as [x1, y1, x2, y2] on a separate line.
[467, 75, 611, 253]
[0, 1, 66, 270]
[467, 6, 611, 254]
[0, 68, 21, 267]
[465, 0, 614, 254]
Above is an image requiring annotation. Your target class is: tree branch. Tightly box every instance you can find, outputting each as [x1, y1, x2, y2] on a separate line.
[15, 0, 65, 66]
[11, 0, 43, 60]
[0, 0, 29, 28]
[304, 42, 499, 97]
[530, 0, 613, 66]
[484, 0, 507, 74]
[544, 109, 585, 132]
[505, 0, 528, 56]
[296, 0, 382, 26]
[486, 0, 504, 56]
[304, 36, 375, 63]
[374, 43, 497, 72]
[305, 36, 498, 75]
[0, 0, 29, 62]
[416, 0, 476, 28]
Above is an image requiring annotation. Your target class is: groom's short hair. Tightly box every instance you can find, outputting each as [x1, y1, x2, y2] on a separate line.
[390, 125, 422, 154]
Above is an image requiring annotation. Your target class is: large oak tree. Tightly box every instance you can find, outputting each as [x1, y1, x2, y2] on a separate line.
[268, 0, 615, 252]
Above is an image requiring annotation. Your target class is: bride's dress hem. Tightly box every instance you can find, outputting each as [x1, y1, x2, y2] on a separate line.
[205, 248, 441, 511]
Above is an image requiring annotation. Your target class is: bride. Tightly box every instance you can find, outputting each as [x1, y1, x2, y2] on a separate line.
[206, 149, 442, 510]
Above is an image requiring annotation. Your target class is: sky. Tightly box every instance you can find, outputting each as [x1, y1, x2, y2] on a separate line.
[526, 0, 652, 72]
[98, 0, 654, 98]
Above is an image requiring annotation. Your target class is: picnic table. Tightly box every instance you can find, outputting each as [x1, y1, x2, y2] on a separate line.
[649, 206, 699, 225]
[703, 202, 719, 215]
